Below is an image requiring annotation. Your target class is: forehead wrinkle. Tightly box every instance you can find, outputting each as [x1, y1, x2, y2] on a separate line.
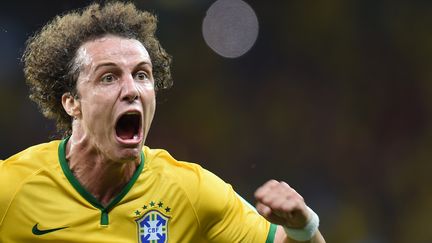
[111, 37, 151, 65]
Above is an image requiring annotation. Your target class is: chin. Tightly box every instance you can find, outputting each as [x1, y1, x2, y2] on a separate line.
[115, 148, 142, 164]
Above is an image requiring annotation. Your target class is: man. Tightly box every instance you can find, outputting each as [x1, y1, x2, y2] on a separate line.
[0, 2, 325, 242]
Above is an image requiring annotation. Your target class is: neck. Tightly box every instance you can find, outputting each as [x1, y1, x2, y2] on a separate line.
[66, 132, 139, 206]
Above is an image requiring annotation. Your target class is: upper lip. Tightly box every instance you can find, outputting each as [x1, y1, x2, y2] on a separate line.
[115, 109, 142, 123]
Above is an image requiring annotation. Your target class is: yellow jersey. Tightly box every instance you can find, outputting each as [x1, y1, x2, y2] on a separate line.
[0, 138, 276, 242]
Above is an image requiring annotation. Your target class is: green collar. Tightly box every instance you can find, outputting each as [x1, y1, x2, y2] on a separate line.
[58, 137, 145, 225]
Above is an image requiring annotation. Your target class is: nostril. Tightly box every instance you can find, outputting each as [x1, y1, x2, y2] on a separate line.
[121, 85, 139, 102]
[123, 93, 138, 102]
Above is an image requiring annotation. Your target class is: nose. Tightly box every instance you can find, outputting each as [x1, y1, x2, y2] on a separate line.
[121, 75, 139, 102]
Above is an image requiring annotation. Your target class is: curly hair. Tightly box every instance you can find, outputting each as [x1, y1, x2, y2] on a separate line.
[22, 1, 173, 137]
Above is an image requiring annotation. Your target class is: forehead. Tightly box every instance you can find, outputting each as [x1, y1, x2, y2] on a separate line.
[76, 35, 151, 67]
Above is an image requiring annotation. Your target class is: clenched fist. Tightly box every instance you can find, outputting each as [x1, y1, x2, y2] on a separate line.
[255, 180, 325, 243]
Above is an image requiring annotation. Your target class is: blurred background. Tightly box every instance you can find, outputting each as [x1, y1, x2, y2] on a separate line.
[1, 0, 432, 242]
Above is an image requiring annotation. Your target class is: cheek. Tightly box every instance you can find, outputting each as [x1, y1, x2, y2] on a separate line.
[80, 92, 115, 123]
[143, 81, 154, 90]
[80, 100, 104, 124]
[137, 83, 156, 105]
[137, 81, 155, 94]
[144, 94, 156, 112]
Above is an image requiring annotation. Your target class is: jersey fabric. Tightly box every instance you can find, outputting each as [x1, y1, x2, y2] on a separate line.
[0, 138, 277, 242]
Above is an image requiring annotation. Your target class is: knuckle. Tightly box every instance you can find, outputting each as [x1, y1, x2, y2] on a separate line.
[268, 179, 279, 186]
[280, 181, 291, 188]
[254, 189, 263, 198]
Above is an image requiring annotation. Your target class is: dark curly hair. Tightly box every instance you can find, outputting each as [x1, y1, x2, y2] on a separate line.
[22, 1, 172, 137]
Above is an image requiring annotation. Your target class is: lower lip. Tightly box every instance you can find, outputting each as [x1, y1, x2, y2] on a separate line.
[115, 134, 143, 146]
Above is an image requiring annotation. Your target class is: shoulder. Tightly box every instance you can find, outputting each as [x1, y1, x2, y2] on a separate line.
[143, 146, 233, 211]
[0, 140, 61, 225]
[143, 146, 207, 180]
[1, 140, 61, 175]
[143, 146, 229, 194]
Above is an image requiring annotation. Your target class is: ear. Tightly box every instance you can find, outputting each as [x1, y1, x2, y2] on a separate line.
[61, 92, 81, 118]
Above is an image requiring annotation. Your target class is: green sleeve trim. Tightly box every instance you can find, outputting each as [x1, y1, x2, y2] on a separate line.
[235, 193, 277, 242]
[58, 137, 145, 225]
[265, 224, 278, 243]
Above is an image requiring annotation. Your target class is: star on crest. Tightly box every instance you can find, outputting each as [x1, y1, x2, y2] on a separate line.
[134, 200, 172, 218]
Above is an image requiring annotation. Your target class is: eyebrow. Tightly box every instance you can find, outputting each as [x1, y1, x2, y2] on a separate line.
[94, 61, 152, 72]
[94, 62, 116, 72]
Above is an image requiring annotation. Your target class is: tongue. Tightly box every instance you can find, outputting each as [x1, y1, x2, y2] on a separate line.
[116, 114, 138, 140]
[118, 126, 135, 140]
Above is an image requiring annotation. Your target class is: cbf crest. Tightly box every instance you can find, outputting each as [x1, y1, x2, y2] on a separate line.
[135, 203, 171, 243]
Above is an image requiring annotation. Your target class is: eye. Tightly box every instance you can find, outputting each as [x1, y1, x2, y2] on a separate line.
[101, 73, 117, 83]
[134, 71, 149, 81]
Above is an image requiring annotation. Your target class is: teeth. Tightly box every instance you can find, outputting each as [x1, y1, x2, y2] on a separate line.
[125, 111, 139, 115]
[133, 135, 139, 139]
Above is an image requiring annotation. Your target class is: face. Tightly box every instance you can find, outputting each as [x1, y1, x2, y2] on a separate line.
[64, 35, 155, 163]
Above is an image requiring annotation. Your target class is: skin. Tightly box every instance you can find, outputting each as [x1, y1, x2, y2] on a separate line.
[255, 180, 325, 242]
[62, 35, 155, 205]
[61, 35, 325, 242]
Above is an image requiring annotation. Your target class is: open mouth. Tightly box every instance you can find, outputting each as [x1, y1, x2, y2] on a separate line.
[115, 112, 141, 142]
